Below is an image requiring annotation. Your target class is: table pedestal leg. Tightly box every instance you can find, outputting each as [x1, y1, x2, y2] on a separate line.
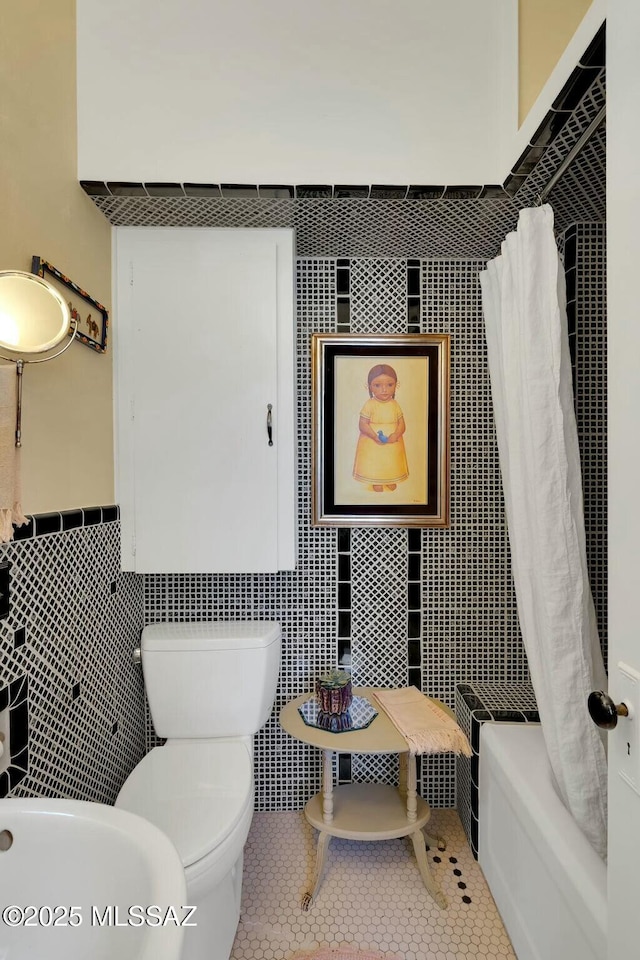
[410, 829, 448, 909]
[424, 830, 447, 852]
[321, 749, 334, 823]
[302, 830, 332, 911]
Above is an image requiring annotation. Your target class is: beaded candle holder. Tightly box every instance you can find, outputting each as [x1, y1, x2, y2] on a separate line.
[316, 668, 353, 715]
[298, 695, 377, 732]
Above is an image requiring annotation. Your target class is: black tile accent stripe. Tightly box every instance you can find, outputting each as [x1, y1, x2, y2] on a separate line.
[503, 173, 527, 198]
[106, 182, 147, 197]
[369, 185, 408, 200]
[337, 553, 351, 582]
[338, 753, 351, 782]
[61, 509, 83, 530]
[442, 185, 483, 200]
[511, 144, 547, 178]
[337, 528, 351, 552]
[407, 529, 421, 552]
[34, 513, 62, 537]
[407, 259, 421, 333]
[296, 185, 333, 199]
[258, 185, 295, 199]
[581, 22, 606, 67]
[144, 182, 185, 197]
[183, 183, 222, 197]
[553, 65, 602, 112]
[79, 180, 111, 196]
[337, 298, 350, 330]
[479, 184, 509, 199]
[334, 185, 370, 199]
[78, 177, 496, 203]
[336, 509, 352, 761]
[529, 109, 573, 150]
[336, 258, 351, 334]
[220, 184, 259, 198]
[12, 505, 119, 541]
[12, 517, 34, 541]
[406, 266, 423, 687]
[406, 185, 445, 200]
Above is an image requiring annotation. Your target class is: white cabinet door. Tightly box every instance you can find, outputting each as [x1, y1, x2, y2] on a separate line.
[114, 227, 295, 573]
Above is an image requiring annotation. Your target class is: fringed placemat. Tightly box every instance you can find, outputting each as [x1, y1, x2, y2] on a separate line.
[373, 686, 472, 757]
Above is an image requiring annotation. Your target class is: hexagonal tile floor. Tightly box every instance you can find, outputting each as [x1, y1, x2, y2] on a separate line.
[231, 810, 515, 960]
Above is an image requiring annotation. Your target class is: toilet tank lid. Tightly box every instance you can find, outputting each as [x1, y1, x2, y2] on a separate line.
[142, 621, 281, 651]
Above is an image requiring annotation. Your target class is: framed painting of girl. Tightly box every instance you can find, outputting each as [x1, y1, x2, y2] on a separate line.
[312, 333, 450, 527]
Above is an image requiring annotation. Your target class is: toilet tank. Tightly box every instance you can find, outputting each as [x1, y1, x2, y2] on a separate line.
[141, 621, 281, 738]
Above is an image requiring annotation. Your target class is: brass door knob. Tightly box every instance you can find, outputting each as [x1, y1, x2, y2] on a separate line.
[588, 690, 629, 729]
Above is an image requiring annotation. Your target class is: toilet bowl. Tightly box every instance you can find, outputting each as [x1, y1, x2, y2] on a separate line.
[116, 621, 281, 960]
[117, 739, 253, 959]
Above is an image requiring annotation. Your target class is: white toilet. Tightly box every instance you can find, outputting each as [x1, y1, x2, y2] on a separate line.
[116, 620, 281, 960]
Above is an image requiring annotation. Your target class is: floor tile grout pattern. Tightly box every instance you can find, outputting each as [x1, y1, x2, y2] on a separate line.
[232, 810, 515, 960]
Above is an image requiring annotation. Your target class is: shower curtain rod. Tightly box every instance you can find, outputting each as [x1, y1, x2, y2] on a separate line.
[537, 104, 606, 204]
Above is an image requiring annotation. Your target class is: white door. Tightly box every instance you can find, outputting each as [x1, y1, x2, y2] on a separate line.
[606, 3, 640, 955]
[114, 227, 294, 574]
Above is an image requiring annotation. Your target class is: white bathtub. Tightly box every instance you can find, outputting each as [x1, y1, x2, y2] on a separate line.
[478, 722, 607, 960]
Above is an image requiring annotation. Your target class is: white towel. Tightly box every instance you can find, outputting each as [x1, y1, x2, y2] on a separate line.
[0, 364, 27, 542]
[373, 687, 472, 757]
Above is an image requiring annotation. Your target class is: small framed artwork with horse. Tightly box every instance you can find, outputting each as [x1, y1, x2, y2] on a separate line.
[31, 256, 108, 354]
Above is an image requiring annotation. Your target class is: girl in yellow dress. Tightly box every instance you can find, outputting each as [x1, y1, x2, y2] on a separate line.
[353, 364, 409, 492]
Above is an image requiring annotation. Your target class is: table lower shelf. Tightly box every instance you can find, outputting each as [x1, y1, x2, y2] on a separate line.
[302, 783, 447, 910]
[304, 783, 431, 839]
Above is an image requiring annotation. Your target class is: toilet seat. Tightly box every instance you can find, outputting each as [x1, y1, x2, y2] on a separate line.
[116, 739, 253, 869]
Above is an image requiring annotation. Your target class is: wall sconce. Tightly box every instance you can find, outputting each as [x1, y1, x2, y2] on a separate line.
[0, 270, 77, 446]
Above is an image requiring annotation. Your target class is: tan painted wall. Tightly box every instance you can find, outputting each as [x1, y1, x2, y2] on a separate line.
[0, 1, 113, 514]
[519, 0, 594, 124]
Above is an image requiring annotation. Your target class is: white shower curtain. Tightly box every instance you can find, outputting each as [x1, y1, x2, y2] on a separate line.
[479, 205, 608, 860]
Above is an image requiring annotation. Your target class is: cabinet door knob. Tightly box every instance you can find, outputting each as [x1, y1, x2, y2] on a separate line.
[588, 690, 629, 729]
[267, 403, 273, 446]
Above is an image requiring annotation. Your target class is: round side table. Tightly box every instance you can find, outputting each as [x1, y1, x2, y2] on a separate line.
[279, 686, 450, 909]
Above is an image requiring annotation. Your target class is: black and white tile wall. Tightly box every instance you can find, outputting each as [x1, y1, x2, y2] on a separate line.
[567, 223, 607, 667]
[0, 511, 145, 801]
[142, 254, 523, 811]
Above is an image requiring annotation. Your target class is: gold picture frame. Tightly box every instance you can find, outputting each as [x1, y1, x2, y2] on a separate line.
[312, 333, 450, 527]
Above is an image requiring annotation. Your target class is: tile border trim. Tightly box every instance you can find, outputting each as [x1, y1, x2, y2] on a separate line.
[11, 505, 120, 542]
